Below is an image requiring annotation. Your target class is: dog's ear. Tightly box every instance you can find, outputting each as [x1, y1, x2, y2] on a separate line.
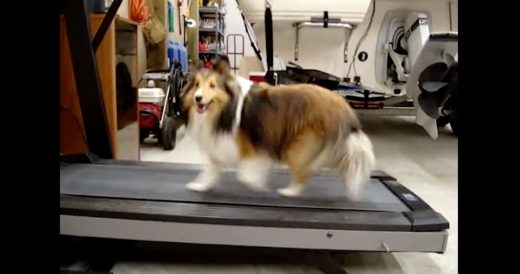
[213, 56, 231, 76]
[189, 60, 204, 72]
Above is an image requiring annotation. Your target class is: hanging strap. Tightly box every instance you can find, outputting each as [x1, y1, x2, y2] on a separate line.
[264, 3, 274, 84]
[235, 0, 262, 61]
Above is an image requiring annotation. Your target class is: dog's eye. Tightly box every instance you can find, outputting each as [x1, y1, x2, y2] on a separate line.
[209, 83, 216, 88]
[195, 81, 199, 88]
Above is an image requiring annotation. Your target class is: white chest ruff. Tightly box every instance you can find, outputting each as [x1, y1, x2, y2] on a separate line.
[187, 113, 239, 166]
[187, 77, 253, 166]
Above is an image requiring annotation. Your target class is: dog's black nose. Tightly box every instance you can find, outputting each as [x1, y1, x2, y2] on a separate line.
[195, 95, 202, 103]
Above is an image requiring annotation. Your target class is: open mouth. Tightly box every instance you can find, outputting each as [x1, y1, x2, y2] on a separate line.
[196, 101, 212, 113]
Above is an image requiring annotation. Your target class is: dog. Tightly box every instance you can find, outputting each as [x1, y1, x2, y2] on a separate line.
[180, 57, 375, 199]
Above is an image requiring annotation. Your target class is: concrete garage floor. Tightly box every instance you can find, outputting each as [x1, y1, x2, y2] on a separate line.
[115, 116, 458, 274]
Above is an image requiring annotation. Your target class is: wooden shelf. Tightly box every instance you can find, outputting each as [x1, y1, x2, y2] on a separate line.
[199, 6, 223, 14]
[115, 15, 138, 26]
[199, 28, 224, 36]
[198, 3, 225, 59]
[60, 14, 140, 161]
[200, 50, 226, 55]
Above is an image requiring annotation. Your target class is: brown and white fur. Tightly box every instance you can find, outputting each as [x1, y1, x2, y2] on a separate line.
[180, 58, 375, 199]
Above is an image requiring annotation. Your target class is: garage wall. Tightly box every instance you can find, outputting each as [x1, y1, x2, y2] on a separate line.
[222, 0, 261, 73]
[224, 0, 259, 57]
[115, 0, 148, 77]
[241, 0, 371, 78]
[450, 1, 458, 31]
[115, 0, 190, 73]
[247, 0, 457, 79]
[116, 0, 129, 17]
[253, 21, 352, 78]
[239, 0, 370, 23]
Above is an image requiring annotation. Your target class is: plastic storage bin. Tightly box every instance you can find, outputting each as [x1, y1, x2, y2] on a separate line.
[168, 40, 188, 73]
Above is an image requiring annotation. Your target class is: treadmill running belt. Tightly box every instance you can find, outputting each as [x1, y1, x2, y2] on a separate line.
[60, 163, 409, 212]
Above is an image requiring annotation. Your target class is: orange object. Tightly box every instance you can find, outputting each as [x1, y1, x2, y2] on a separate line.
[130, 0, 149, 23]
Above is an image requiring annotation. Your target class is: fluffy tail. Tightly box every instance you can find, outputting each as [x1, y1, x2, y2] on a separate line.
[335, 130, 375, 199]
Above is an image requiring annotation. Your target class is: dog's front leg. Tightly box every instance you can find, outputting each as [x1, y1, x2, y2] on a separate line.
[186, 160, 221, 192]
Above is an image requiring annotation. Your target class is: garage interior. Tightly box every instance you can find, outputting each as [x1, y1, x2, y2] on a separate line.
[59, 0, 458, 273]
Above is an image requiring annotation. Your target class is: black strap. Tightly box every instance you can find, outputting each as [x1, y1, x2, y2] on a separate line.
[264, 6, 274, 84]
[92, 0, 123, 52]
[323, 11, 329, 28]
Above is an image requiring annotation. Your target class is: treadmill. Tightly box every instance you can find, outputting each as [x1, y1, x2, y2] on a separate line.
[59, 1, 449, 273]
[60, 155, 449, 274]
[61, 156, 449, 253]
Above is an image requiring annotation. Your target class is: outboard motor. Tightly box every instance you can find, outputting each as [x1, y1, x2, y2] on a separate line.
[379, 11, 458, 138]
[346, 0, 458, 139]
[405, 28, 458, 138]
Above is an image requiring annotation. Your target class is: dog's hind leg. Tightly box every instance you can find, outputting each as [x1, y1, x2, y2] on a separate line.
[186, 158, 221, 192]
[277, 130, 325, 197]
[236, 153, 272, 191]
[235, 130, 272, 191]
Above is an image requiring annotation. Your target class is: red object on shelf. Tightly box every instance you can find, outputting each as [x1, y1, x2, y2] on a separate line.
[249, 72, 265, 83]
[199, 42, 208, 52]
[200, 55, 213, 69]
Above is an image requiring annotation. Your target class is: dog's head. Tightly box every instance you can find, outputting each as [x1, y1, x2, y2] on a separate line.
[181, 56, 239, 116]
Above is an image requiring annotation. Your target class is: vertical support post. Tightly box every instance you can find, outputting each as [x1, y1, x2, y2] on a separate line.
[62, 0, 114, 159]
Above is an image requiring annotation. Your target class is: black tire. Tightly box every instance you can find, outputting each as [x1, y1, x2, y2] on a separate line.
[437, 116, 450, 127]
[168, 65, 184, 118]
[449, 116, 459, 137]
[116, 62, 136, 113]
[139, 130, 147, 143]
[161, 117, 177, 150]
[157, 131, 162, 143]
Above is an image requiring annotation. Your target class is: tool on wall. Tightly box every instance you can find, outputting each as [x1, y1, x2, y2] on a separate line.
[178, 0, 183, 35]
[184, 0, 195, 47]
[293, 12, 352, 62]
[168, 0, 174, 32]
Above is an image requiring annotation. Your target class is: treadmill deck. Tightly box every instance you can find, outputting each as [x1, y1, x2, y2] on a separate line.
[60, 163, 409, 212]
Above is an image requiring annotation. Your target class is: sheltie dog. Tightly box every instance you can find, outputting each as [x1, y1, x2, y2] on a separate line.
[179, 57, 375, 199]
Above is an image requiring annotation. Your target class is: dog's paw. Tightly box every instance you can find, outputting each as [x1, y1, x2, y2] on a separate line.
[276, 186, 303, 197]
[186, 181, 213, 192]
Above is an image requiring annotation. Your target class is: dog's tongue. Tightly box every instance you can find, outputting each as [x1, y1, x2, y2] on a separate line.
[197, 104, 207, 113]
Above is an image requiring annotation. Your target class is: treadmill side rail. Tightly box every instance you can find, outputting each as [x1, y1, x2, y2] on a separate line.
[404, 210, 450, 232]
[60, 215, 449, 253]
[60, 195, 412, 231]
